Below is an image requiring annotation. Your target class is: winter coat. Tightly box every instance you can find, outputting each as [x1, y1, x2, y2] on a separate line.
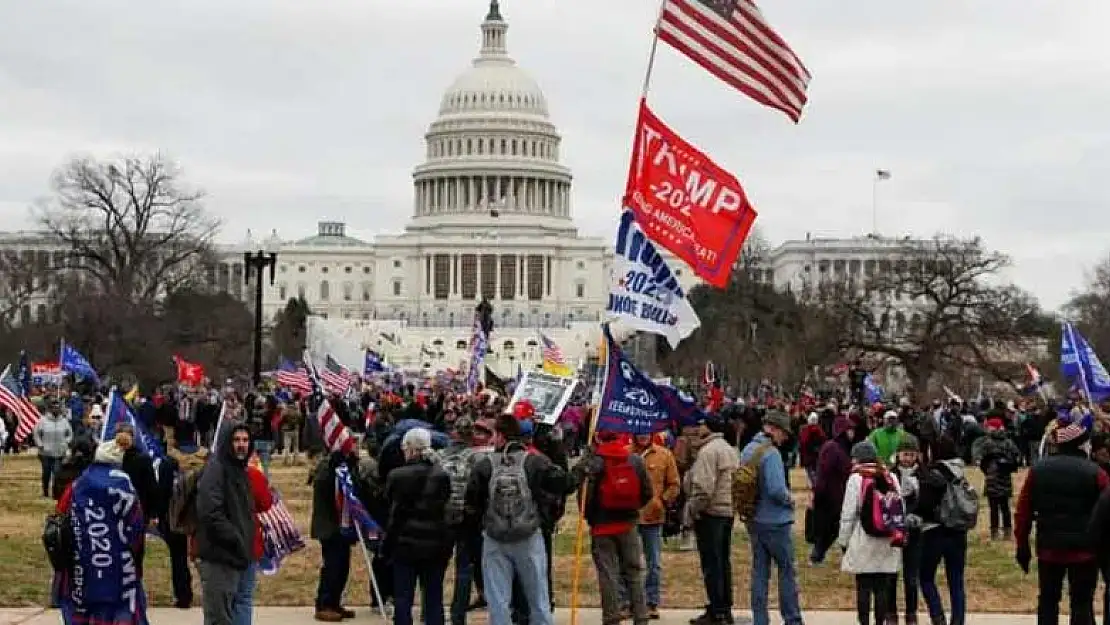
[798, 424, 826, 470]
[684, 432, 739, 519]
[637, 444, 680, 525]
[384, 457, 454, 564]
[971, 431, 1021, 498]
[310, 453, 354, 542]
[916, 459, 968, 530]
[868, 426, 906, 465]
[740, 433, 794, 526]
[466, 440, 574, 539]
[838, 465, 903, 574]
[33, 414, 73, 458]
[195, 424, 256, 570]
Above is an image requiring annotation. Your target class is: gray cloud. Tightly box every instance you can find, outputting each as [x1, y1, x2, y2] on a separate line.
[0, 0, 1106, 308]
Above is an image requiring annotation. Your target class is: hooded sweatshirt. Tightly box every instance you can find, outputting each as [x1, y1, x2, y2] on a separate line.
[195, 423, 256, 570]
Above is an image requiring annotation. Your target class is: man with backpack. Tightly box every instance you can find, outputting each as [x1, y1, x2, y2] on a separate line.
[683, 415, 740, 625]
[466, 414, 573, 625]
[441, 416, 487, 625]
[575, 431, 654, 625]
[739, 410, 804, 625]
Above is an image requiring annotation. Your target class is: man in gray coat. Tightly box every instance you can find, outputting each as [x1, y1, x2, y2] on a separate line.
[32, 398, 73, 498]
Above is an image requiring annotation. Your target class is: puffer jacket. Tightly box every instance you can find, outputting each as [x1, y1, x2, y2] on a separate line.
[638, 443, 680, 525]
[838, 464, 903, 574]
[384, 456, 453, 563]
[33, 414, 73, 458]
[684, 432, 739, 519]
[971, 431, 1021, 498]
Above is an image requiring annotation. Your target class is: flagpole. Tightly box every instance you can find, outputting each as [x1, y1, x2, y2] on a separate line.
[639, 0, 668, 98]
[569, 324, 609, 625]
[99, 389, 114, 442]
[871, 175, 878, 235]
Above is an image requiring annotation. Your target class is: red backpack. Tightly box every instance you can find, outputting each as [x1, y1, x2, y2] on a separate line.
[597, 456, 642, 512]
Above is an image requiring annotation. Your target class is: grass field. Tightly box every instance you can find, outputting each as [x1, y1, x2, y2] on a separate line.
[0, 454, 1048, 611]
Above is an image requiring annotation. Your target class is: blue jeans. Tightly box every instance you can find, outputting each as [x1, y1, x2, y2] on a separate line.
[394, 559, 447, 625]
[39, 455, 61, 497]
[253, 440, 272, 477]
[919, 528, 967, 625]
[482, 531, 552, 625]
[232, 562, 256, 625]
[749, 522, 803, 625]
[638, 525, 663, 606]
[695, 516, 733, 618]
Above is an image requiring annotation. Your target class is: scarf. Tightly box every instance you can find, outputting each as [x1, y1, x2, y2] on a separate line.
[61, 464, 148, 625]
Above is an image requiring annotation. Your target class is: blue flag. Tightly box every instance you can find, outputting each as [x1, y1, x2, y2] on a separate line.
[101, 392, 163, 460]
[656, 381, 707, 428]
[596, 324, 671, 434]
[16, 350, 30, 396]
[336, 464, 382, 539]
[1060, 321, 1110, 402]
[364, 351, 384, 375]
[864, 373, 883, 404]
[60, 342, 99, 385]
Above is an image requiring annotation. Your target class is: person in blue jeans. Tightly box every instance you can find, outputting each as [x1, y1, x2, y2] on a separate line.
[739, 412, 804, 625]
[914, 438, 968, 625]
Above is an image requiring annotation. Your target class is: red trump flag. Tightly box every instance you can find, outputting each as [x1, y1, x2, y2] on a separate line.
[623, 98, 757, 288]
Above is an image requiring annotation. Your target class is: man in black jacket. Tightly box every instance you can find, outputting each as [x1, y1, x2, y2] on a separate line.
[196, 423, 255, 625]
[115, 424, 158, 581]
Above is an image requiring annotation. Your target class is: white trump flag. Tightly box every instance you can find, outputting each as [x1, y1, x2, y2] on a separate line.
[606, 210, 701, 348]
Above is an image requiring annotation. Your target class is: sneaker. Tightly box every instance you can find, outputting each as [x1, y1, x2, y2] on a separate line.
[648, 605, 661, 620]
[314, 609, 344, 622]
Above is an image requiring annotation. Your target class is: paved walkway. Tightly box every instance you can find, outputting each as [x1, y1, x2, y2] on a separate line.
[0, 607, 1036, 624]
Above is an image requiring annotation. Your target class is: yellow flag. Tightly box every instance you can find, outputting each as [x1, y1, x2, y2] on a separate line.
[123, 384, 139, 403]
[543, 361, 574, 378]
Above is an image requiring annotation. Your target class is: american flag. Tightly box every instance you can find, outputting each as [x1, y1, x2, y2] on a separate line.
[257, 487, 306, 575]
[0, 365, 41, 443]
[316, 398, 357, 456]
[320, 356, 351, 397]
[656, 0, 811, 122]
[274, 358, 312, 396]
[540, 333, 567, 367]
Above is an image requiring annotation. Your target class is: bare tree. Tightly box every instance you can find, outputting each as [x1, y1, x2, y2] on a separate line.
[34, 155, 220, 303]
[810, 235, 1051, 394]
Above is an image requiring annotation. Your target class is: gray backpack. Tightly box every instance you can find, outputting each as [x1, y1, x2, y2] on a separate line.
[440, 447, 476, 526]
[484, 451, 540, 542]
[937, 465, 979, 531]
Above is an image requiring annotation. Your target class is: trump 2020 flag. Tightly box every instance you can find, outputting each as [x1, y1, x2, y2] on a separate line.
[596, 323, 671, 434]
[1061, 321, 1110, 402]
[60, 341, 99, 385]
[607, 211, 700, 348]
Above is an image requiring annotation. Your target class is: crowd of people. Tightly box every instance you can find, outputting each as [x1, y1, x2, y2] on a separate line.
[9, 378, 1110, 625]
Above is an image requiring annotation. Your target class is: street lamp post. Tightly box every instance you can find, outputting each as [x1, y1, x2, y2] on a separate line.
[244, 249, 278, 387]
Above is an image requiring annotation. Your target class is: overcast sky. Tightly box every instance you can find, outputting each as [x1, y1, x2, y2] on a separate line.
[0, 0, 1106, 309]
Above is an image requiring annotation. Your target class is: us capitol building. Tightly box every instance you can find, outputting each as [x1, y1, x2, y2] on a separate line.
[0, 1, 937, 375]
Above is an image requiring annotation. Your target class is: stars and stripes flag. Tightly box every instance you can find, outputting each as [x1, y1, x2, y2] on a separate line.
[253, 477, 306, 575]
[274, 358, 312, 396]
[302, 352, 357, 456]
[320, 355, 352, 397]
[540, 333, 566, 368]
[0, 365, 42, 443]
[656, 0, 811, 122]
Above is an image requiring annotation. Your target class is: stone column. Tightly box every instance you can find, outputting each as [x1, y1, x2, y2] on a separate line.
[468, 177, 476, 210]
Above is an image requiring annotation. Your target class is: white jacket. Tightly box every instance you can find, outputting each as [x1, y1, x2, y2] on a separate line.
[838, 470, 903, 574]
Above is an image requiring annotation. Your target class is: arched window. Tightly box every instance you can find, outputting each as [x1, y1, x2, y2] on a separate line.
[319, 280, 330, 300]
[456, 339, 467, 350]
[503, 340, 515, 351]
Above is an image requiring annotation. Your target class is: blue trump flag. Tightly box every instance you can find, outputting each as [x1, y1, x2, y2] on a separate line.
[1061, 321, 1110, 402]
[363, 351, 384, 375]
[656, 382, 707, 428]
[335, 464, 381, 539]
[864, 373, 883, 404]
[17, 350, 30, 396]
[60, 341, 99, 385]
[596, 323, 671, 434]
[101, 391, 164, 460]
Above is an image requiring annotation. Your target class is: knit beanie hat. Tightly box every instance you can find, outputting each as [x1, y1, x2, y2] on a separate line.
[897, 434, 919, 452]
[851, 440, 879, 464]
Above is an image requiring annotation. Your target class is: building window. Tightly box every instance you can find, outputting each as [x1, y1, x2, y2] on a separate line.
[362, 282, 372, 301]
[298, 265, 306, 273]
[576, 260, 585, 270]
[434, 254, 450, 300]
[280, 265, 288, 273]
[297, 283, 306, 299]
[393, 259, 402, 269]
[480, 254, 497, 300]
[393, 280, 402, 296]
[344, 266, 352, 274]
[278, 284, 287, 300]
[321, 266, 329, 274]
[342, 282, 353, 301]
[363, 266, 371, 274]
[319, 280, 330, 300]
[500, 255, 517, 300]
[461, 254, 478, 300]
[575, 282, 585, 298]
[456, 339, 467, 350]
[527, 255, 544, 301]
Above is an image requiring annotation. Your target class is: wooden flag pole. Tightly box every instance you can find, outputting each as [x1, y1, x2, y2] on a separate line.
[568, 325, 609, 625]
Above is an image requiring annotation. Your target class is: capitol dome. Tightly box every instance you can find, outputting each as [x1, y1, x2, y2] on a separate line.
[409, 0, 574, 235]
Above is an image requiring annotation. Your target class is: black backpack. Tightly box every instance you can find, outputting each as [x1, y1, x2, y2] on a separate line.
[43, 512, 75, 571]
